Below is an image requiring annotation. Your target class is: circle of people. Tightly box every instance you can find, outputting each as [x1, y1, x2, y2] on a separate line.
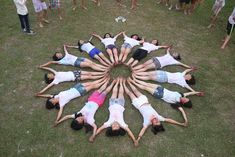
[36, 32, 204, 146]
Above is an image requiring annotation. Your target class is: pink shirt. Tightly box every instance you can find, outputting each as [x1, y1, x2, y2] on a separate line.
[88, 91, 106, 107]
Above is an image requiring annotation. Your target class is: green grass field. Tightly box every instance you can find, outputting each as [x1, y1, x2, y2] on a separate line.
[1, 0, 235, 156]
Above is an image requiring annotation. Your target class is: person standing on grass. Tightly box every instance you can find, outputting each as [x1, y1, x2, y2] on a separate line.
[13, 0, 35, 35]
[72, 0, 86, 10]
[94, 78, 137, 146]
[36, 66, 106, 94]
[36, 77, 108, 123]
[92, 32, 123, 65]
[32, 0, 49, 28]
[48, 0, 62, 20]
[123, 79, 187, 145]
[221, 7, 235, 49]
[54, 79, 116, 143]
[40, 45, 108, 72]
[208, 0, 225, 29]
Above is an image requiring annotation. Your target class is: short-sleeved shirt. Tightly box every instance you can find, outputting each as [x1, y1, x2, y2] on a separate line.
[166, 72, 188, 88]
[103, 104, 128, 128]
[156, 53, 180, 68]
[228, 7, 235, 25]
[81, 42, 95, 54]
[87, 91, 106, 107]
[123, 36, 140, 48]
[101, 38, 116, 48]
[52, 71, 75, 85]
[58, 53, 78, 66]
[140, 42, 160, 53]
[54, 88, 81, 108]
[13, 0, 28, 15]
[162, 88, 182, 104]
[72, 101, 99, 125]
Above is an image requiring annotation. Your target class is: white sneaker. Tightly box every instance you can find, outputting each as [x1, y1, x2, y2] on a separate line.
[26, 30, 36, 35]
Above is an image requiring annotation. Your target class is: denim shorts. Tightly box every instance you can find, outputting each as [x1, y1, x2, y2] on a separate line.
[73, 70, 81, 81]
[153, 86, 164, 99]
[152, 58, 161, 69]
[121, 43, 132, 49]
[89, 48, 101, 59]
[74, 83, 87, 96]
[106, 44, 116, 50]
[74, 57, 85, 67]
[109, 98, 125, 107]
[155, 70, 168, 83]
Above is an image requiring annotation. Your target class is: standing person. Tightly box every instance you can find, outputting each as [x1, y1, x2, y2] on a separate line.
[208, 0, 225, 28]
[126, 40, 169, 67]
[94, 78, 137, 146]
[92, 32, 123, 64]
[40, 45, 108, 72]
[54, 79, 116, 142]
[32, 0, 49, 28]
[221, 7, 235, 49]
[36, 77, 108, 123]
[36, 66, 105, 94]
[48, 0, 63, 20]
[132, 47, 191, 72]
[123, 79, 187, 145]
[119, 32, 143, 62]
[13, 0, 35, 35]
[131, 0, 137, 9]
[72, 0, 86, 10]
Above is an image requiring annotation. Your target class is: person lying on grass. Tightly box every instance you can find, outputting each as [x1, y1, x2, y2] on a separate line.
[92, 32, 123, 64]
[132, 47, 191, 72]
[54, 79, 116, 142]
[40, 45, 107, 71]
[36, 66, 106, 94]
[123, 79, 187, 145]
[126, 39, 169, 67]
[67, 39, 112, 66]
[94, 77, 137, 146]
[128, 77, 204, 111]
[132, 67, 197, 92]
[36, 77, 108, 124]
[118, 32, 143, 63]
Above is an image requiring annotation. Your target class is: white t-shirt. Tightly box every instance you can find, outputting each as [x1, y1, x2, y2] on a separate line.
[228, 7, 235, 25]
[13, 0, 28, 15]
[58, 53, 78, 66]
[139, 105, 165, 127]
[55, 88, 81, 108]
[162, 88, 182, 104]
[166, 72, 188, 88]
[123, 36, 140, 48]
[52, 71, 75, 85]
[101, 38, 116, 48]
[72, 101, 99, 125]
[81, 42, 95, 53]
[140, 42, 160, 53]
[156, 53, 180, 68]
[103, 104, 128, 128]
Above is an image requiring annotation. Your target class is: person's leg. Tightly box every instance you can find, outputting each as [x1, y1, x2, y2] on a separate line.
[37, 11, 44, 28]
[126, 80, 143, 97]
[122, 48, 131, 62]
[81, 70, 104, 76]
[132, 58, 153, 70]
[128, 78, 156, 95]
[131, 60, 139, 67]
[94, 55, 109, 66]
[119, 47, 125, 62]
[118, 78, 124, 99]
[113, 48, 119, 64]
[92, 0, 100, 6]
[85, 77, 108, 91]
[57, 2, 62, 20]
[102, 79, 117, 94]
[80, 59, 107, 71]
[131, 0, 137, 9]
[126, 57, 134, 66]
[122, 80, 137, 99]
[18, 14, 25, 31]
[221, 22, 234, 49]
[136, 62, 156, 72]
[111, 78, 119, 99]
[97, 77, 110, 93]
[133, 73, 151, 81]
[106, 49, 115, 64]
[24, 14, 31, 32]
[208, 7, 222, 28]
[81, 0, 87, 10]
[99, 53, 112, 65]
[134, 71, 156, 81]
[72, 0, 77, 10]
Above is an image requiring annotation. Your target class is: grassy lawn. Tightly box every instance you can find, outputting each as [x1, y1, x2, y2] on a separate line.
[0, 0, 235, 156]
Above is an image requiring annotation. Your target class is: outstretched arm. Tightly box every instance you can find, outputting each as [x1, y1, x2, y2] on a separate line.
[182, 68, 194, 75]
[136, 126, 148, 143]
[183, 91, 204, 97]
[66, 45, 79, 49]
[40, 61, 58, 67]
[185, 85, 196, 92]
[55, 107, 64, 122]
[178, 62, 191, 69]
[95, 124, 106, 136]
[63, 45, 69, 54]
[92, 33, 103, 41]
[39, 66, 57, 74]
[89, 123, 98, 143]
[35, 94, 53, 98]
[164, 118, 187, 127]
[54, 114, 74, 126]
[178, 107, 188, 125]
[114, 31, 124, 39]
[37, 83, 54, 94]
[125, 127, 137, 146]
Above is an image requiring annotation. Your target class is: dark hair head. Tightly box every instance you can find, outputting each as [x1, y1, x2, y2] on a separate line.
[71, 119, 84, 130]
[151, 124, 165, 135]
[131, 34, 141, 41]
[104, 33, 112, 38]
[84, 123, 93, 133]
[172, 53, 181, 60]
[46, 98, 55, 109]
[77, 40, 83, 52]
[182, 100, 192, 108]
[152, 39, 159, 46]
[170, 103, 181, 109]
[52, 52, 63, 61]
[44, 73, 54, 84]
[186, 75, 196, 85]
[105, 127, 126, 137]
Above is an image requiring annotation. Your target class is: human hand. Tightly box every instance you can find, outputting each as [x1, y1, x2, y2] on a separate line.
[196, 92, 204, 96]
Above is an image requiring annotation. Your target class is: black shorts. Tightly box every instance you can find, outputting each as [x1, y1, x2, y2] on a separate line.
[180, 0, 191, 4]
[132, 49, 148, 61]
[226, 21, 235, 35]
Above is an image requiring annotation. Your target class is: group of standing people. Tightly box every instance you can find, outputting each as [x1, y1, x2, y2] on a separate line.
[35, 31, 204, 146]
